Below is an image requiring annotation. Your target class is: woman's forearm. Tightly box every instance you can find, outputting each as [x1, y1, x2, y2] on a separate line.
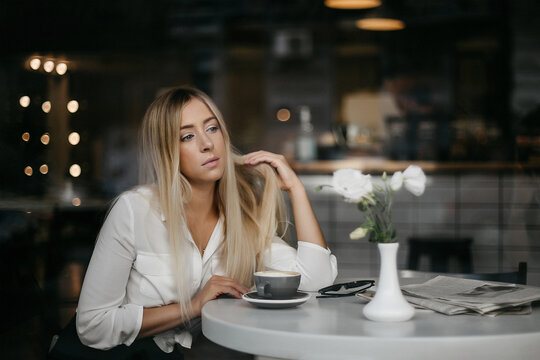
[288, 183, 327, 249]
[137, 274, 248, 339]
[241, 151, 328, 249]
[137, 303, 189, 339]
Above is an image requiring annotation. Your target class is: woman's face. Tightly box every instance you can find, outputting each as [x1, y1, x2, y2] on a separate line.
[179, 97, 226, 187]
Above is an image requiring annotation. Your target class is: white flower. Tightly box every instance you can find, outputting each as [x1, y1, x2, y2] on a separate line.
[350, 227, 368, 240]
[390, 171, 403, 191]
[321, 165, 426, 243]
[403, 165, 426, 196]
[332, 168, 373, 203]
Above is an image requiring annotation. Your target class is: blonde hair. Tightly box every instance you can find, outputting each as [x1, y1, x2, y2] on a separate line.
[140, 86, 287, 319]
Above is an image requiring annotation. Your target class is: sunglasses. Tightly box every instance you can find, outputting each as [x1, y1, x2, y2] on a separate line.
[317, 280, 375, 298]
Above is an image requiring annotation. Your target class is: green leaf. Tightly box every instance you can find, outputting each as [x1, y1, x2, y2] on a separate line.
[357, 202, 368, 212]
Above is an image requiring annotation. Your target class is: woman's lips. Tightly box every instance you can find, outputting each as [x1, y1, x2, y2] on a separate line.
[202, 157, 219, 168]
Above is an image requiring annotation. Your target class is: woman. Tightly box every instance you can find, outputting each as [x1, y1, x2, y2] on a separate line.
[73, 86, 338, 357]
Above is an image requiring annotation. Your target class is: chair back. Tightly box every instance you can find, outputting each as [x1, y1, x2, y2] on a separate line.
[407, 237, 473, 273]
[400, 262, 527, 285]
[459, 262, 527, 285]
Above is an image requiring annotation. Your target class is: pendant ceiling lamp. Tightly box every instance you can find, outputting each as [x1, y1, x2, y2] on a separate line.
[324, 0, 381, 10]
[356, 17, 405, 31]
[355, 1, 405, 31]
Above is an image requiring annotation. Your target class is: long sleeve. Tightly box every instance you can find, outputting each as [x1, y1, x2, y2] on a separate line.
[264, 238, 338, 291]
[76, 195, 144, 350]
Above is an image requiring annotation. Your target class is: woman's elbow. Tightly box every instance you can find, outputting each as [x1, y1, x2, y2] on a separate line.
[76, 313, 115, 350]
[299, 271, 336, 291]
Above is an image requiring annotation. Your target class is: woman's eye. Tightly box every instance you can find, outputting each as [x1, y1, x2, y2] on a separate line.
[207, 125, 219, 133]
[181, 134, 194, 142]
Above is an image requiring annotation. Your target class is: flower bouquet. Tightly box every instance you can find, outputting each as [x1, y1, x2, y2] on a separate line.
[329, 165, 426, 243]
[320, 165, 427, 322]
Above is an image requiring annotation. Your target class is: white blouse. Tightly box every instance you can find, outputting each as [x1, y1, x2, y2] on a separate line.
[76, 186, 338, 352]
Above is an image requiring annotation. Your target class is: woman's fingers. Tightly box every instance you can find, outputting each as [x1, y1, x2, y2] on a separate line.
[203, 275, 249, 300]
[243, 151, 281, 166]
[191, 276, 249, 316]
[206, 275, 250, 297]
[243, 151, 301, 191]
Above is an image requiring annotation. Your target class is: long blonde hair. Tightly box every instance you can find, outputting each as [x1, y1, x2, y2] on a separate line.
[140, 86, 287, 319]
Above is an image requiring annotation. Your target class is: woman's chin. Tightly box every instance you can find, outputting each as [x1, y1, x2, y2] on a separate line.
[188, 171, 225, 186]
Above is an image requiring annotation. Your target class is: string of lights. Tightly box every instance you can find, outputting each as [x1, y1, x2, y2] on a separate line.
[20, 55, 84, 206]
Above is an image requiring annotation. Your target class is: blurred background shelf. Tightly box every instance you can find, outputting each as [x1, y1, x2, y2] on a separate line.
[292, 159, 540, 174]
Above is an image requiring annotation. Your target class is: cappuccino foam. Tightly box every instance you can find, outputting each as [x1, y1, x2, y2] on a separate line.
[255, 270, 300, 277]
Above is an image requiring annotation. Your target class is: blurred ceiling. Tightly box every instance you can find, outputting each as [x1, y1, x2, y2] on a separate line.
[1, 0, 509, 55]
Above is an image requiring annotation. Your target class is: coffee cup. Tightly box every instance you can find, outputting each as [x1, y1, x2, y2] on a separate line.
[254, 270, 301, 299]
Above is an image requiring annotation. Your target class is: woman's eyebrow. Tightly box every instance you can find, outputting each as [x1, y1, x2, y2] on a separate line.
[180, 116, 217, 130]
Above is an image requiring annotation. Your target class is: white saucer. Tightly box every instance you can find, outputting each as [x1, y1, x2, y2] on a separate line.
[242, 291, 310, 309]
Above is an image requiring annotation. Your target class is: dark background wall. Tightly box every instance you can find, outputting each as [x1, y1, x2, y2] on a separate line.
[1, 1, 540, 358]
[2, 0, 534, 200]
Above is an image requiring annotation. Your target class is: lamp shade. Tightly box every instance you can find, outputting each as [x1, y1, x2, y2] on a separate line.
[355, 1, 405, 31]
[356, 18, 405, 31]
[325, 0, 381, 10]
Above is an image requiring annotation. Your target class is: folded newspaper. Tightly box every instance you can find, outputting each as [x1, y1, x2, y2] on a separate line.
[399, 276, 540, 316]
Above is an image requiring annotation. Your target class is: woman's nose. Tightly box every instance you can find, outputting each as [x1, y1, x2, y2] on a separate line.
[200, 133, 214, 152]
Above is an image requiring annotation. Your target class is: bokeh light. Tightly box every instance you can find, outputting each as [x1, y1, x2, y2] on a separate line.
[41, 133, 50, 145]
[19, 96, 31, 108]
[69, 164, 81, 177]
[56, 62, 67, 75]
[30, 58, 41, 70]
[24, 166, 33, 176]
[22, 132, 30, 142]
[39, 164, 49, 174]
[68, 132, 80, 145]
[72, 197, 81, 207]
[67, 100, 79, 113]
[43, 60, 55, 72]
[42, 101, 51, 113]
[276, 108, 291, 122]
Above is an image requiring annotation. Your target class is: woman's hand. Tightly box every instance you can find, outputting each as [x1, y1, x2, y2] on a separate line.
[244, 151, 328, 250]
[139, 276, 247, 338]
[243, 151, 303, 193]
[190, 275, 249, 317]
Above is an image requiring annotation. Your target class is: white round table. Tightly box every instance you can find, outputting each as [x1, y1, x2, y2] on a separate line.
[202, 293, 540, 360]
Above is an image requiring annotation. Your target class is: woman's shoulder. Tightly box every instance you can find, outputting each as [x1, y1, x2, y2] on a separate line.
[111, 185, 159, 213]
[102, 186, 164, 226]
[117, 185, 156, 201]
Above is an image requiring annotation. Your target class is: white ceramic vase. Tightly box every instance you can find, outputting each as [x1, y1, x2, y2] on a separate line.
[363, 242, 414, 322]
